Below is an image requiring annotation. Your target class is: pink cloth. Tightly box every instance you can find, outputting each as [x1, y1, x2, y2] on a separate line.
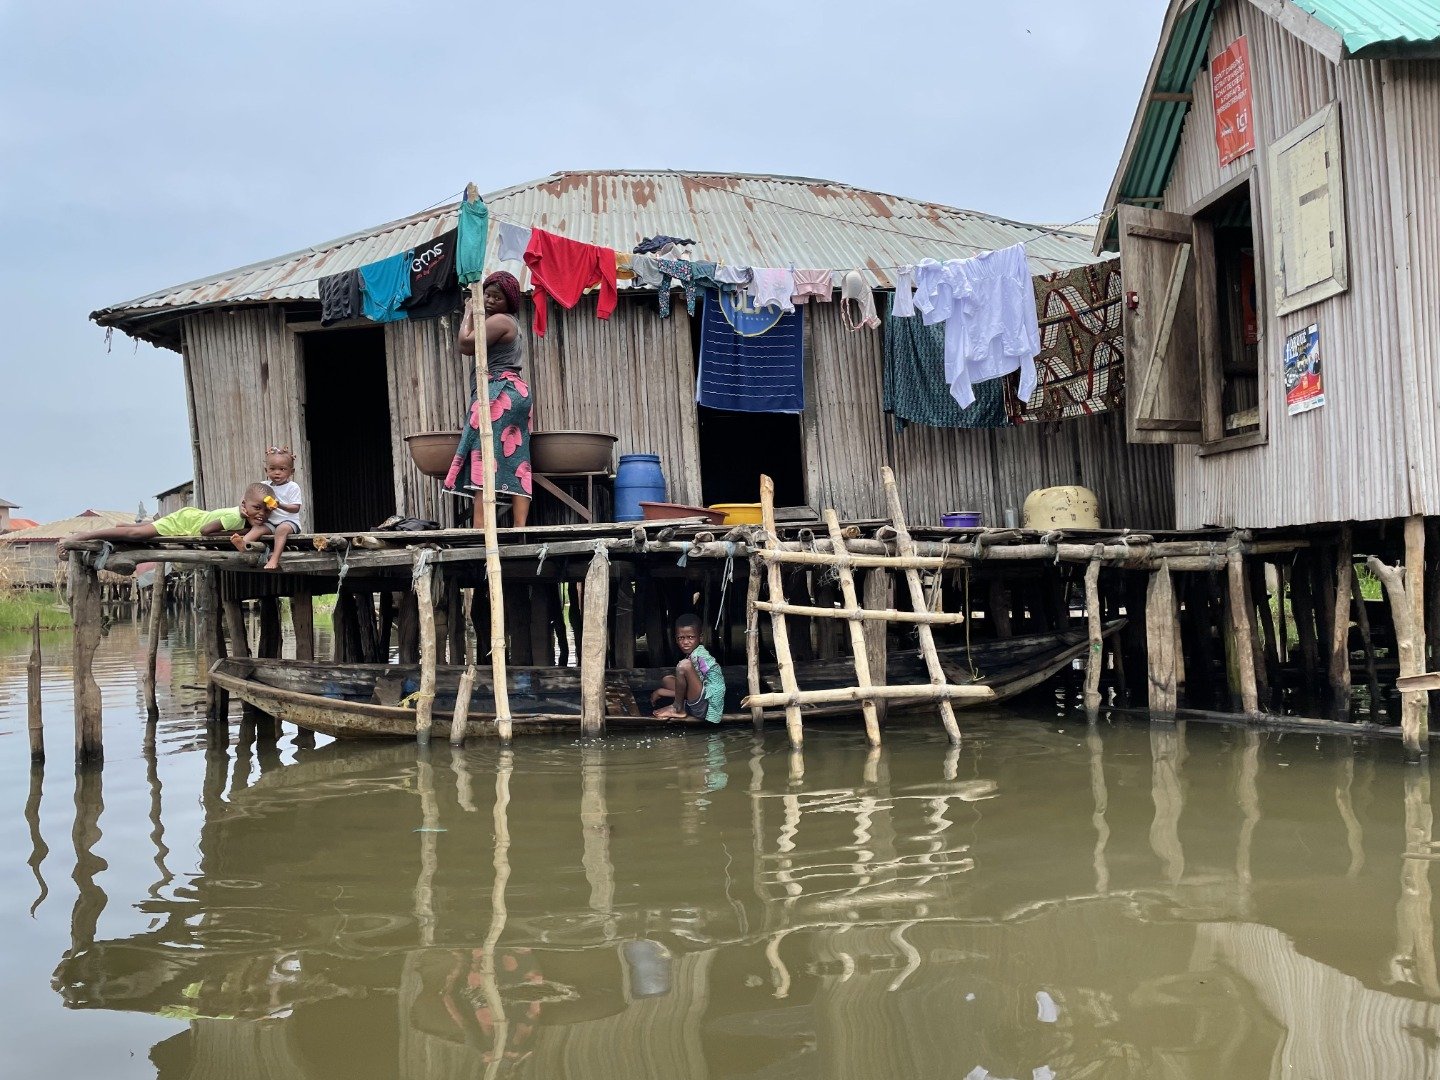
[791, 268, 834, 304]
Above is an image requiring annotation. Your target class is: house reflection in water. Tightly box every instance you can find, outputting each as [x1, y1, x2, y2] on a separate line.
[48, 723, 1440, 1078]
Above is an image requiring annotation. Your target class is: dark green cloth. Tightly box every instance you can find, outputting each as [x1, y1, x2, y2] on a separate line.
[456, 199, 489, 286]
[882, 295, 1010, 431]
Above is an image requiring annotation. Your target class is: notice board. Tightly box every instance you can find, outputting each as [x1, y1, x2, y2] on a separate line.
[1212, 37, 1255, 166]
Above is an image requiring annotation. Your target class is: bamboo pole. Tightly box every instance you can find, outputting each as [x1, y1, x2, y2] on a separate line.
[68, 552, 103, 763]
[1145, 560, 1178, 715]
[760, 476, 805, 748]
[1367, 553, 1427, 760]
[465, 182, 512, 743]
[449, 664, 476, 747]
[28, 614, 43, 762]
[824, 508, 881, 746]
[863, 569, 892, 724]
[144, 563, 165, 718]
[744, 681, 997, 709]
[752, 599, 970, 625]
[579, 543, 610, 736]
[1330, 525, 1354, 716]
[1083, 558, 1103, 715]
[880, 466, 962, 745]
[746, 555, 764, 730]
[413, 551, 437, 747]
[1226, 544, 1259, 715]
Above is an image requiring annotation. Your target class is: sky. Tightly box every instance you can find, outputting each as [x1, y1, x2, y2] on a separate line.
[0, 1, 1166, 525]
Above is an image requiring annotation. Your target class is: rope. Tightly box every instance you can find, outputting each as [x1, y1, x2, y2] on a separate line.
[713, 542, 737, 631]
[534, 543, 549, 575]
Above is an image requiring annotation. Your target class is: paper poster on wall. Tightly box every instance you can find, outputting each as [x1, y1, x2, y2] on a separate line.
[1213, 37, 1256, 166]
[1283, 323, 1324, 415]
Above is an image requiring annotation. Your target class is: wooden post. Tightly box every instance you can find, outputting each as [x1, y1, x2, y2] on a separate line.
[527, 584, 551, 667]
[1408, 515, 1428, 682]
[291, 593, 315, 663]
[880, 467, 962, 745]
[613, 574, 635, 670]
[465, 183, 512, 742]
[1226, 544, 1259, 715]
[1083, 558, 1103, 715]
[1292, 553, 1321, 701]
[1352, 565, 1384, 717]
[414, 551, 437, 747]
[144, 563, 165, 718]
[760, 476, 806, 748]
[746, 555, 765, 730]
[28, 614, 43, 762]
[258, 596, 281, 659]
[449, 664, 476, 747]
[447, 578, 466, 665]
[222, 600, 250, 660]
[862, 568, 892, 725]
[1251, 560, 1280, 707]
[1330, 525, 1354, 717]
[1145, 560, 1178, 716]
[1367, 552, 1427, 760]
[579, 544, 611, 736]
[397, 592, 419, 664]
[988, 579, 1013, 639]
[68, 552, 103, 763]
[195, 568, 227, 726]
[823, 508, 880, 746]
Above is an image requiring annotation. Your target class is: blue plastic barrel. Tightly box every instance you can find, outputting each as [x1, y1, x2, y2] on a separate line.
[615, 454, 666, 520]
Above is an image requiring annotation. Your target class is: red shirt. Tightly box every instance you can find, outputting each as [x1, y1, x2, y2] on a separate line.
[522, 229, 618, 336]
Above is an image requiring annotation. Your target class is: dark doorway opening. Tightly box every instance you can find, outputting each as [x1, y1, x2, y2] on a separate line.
[301, 328, 396, 532]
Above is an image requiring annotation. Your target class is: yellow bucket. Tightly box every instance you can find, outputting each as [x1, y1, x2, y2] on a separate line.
[710, 502, 763, 526]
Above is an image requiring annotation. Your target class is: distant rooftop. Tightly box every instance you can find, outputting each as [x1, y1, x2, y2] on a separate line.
[0, 509, 140, 543]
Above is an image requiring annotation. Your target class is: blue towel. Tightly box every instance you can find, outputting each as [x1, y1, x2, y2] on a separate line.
[696, 289, 804, 413]
[359, 251, 413, 323]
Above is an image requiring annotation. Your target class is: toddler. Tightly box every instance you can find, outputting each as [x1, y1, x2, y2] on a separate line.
[230, 447, 303, 570]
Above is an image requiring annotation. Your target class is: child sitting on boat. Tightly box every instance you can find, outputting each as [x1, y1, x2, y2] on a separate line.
[230, 447, 303, 570]
[62, 485, 271, 547]
[651, 614, 725, 723]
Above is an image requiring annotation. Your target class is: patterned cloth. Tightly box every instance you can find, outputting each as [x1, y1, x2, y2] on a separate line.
[1004, 258, 1124, 424]
[688, 644, 726, 723]
[654, 257, 700, 317]
[444, 371, 533, 497]
[882, 295, 1010, 431]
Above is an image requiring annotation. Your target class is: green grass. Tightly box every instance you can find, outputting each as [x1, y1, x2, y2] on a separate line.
[0, 588, 72, 631]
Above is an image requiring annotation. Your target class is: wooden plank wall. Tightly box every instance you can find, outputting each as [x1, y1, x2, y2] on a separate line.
[385, 313, 467, 524]
[182, 309, 306, 514]
[1160, 0, 1435, 528]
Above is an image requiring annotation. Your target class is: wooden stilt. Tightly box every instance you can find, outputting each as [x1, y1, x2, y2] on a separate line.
[1083, 558, 1103, 715]
[377, 589, 395, 660]
[257, 596, 281, 659]
[67, 553, 103, 762]
[1293, 553, 1321, 702]
[862, 568, 892, 725]
[1368, 544, 1427, 760]
[196, 568, 227, 726]
[1251, 560, 1280, 707]
[880, 467, 962, 745]
[1274, 563, 1290, 665]
[532, 584, 556, 667]
[1408, 515, 1428, 684]
[614, 574, 636, 671]
[1352, 565, 1383, 717]
[28, 614, 43, 762]
[989, 579, 1013, 639]
[414, 551, 437, 747]
[1145, 560, 1178, 716]
[1227, 544, 1259, 715]
[812, 577, 842, 661]
[291, 593, 315, 663]
[144, 563, 165, 718]
[1330, 525, 1354, 717]
[823, 508, 880, 746]
[447, 579, 466, 665]
[746, 555, 765, 730]
[579, 543, 610, 736]
[760, 476, 805, 748]
[397, 592, 419, 665]
[222, 599, 250, 659]
[449, 665, 476, 747]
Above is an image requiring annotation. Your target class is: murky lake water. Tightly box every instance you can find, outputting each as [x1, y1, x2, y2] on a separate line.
[3, 617, 1440, 1078]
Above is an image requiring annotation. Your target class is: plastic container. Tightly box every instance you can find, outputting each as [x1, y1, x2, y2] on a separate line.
[941, 511, 983, 529]
[639, 501, 727, 525]
[710, 502, 763, 525]
[404, 431, 461, 479]
[531, 430, 617, 474]
[615, 454, 666, 521]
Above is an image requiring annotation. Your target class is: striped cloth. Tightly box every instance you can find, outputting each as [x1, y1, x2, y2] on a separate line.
[696, 289, 805, 413]
[882, 295, 1010, 431]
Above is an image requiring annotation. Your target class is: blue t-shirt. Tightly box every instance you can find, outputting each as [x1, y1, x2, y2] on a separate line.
[359, 251, 413, 323]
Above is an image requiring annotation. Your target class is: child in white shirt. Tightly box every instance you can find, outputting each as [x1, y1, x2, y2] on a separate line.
[231, 447, 303, 570]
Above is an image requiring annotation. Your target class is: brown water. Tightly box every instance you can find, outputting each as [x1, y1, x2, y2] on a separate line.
[3, 620, 1440, 1078]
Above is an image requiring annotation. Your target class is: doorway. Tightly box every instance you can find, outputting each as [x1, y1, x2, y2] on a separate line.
[301, 328, 396, 532]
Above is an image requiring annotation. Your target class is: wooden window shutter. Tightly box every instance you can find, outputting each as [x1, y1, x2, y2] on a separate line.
[1118, 204, 1204, 444]
[1268, 102, 1348, 316]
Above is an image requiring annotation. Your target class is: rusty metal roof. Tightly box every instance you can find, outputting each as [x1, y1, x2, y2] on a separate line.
[92, 171, 1099, 338]
[0, 509, 139, 543]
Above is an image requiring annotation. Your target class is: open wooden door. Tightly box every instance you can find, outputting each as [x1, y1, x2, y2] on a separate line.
[1118, 204, 1203, 444]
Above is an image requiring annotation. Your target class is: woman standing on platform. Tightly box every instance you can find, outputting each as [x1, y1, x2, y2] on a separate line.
[446, 270, 533, 528]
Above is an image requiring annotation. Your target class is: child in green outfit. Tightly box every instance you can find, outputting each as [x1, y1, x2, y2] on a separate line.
[651, 614, 726, 723]
[62, 484, 271, 547]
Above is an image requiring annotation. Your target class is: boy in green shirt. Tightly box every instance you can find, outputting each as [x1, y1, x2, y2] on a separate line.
[651, 614, 726, 723]
[62, 484, 271, 547]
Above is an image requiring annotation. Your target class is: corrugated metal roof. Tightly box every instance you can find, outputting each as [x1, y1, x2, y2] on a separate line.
[0, 510, 139, 543]
[3, 519, 39, 532]
[1297, 0, 1440, 54]
[0, 498, 18, 509]
[92, 171, 1099, 334]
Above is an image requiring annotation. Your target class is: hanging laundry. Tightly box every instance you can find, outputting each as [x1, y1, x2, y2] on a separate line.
[1004, 258, 1124, 423]
[791, 268, 833, 304]
[883, 295, 1009, 431]
[747, 268, 796, 314]
[522, 229, 618, 336]
[629, 253, 664, 289]
[892, 265, 917, 317]
[495, 221, 532, 264]
[691, 260, 722, 291]
[616, 252, 636, 281]
[456, 199, 489, 286]
[318, 269, 362, 326]
[839, 270, 880, 330]
[634, 234, 696, 255]
[359, 251, 413, 323]
[914, 244, 1039, 409]
[696, 289, 804, 413]
[712, 265, 753, 298]
[654, 257, 701, 317]
[403, 229, 462, 319]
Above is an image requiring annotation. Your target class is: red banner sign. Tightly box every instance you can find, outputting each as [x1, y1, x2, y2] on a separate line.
[1212, 37, 1255, 166]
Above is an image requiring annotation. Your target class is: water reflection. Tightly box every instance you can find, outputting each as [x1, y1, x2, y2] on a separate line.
[22, 696, 1440, 1077]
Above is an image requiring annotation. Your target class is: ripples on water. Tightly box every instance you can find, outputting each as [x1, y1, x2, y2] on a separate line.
[2, 619, 1439, 1078]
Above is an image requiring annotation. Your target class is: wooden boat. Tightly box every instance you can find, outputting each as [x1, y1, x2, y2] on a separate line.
[209, 620, 1124, 740]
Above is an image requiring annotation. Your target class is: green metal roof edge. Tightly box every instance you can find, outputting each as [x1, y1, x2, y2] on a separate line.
[1294, 0, 1440, 54]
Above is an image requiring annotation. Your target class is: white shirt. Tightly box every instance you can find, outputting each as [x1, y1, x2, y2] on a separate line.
[892, 265, 917, 317]
[495, 221, 532, 264]
[747, 268, 796, 314]
[267, 480, 303, 530]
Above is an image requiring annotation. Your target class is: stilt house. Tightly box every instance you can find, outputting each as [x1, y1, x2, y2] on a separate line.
[93, 172, 1172, 533]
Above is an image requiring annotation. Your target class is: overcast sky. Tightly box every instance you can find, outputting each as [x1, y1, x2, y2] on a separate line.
[0, 1, 1165, 524]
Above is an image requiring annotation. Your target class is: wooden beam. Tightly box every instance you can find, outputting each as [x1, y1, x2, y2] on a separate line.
[144, 563, 165, 719]
[746, 555, 765, 730]
[1083, 558, 1103, 715]
[1368, 550, 1427, 761]
[753, 599, 970, 625]
[1330, 525, 1354, 715]
[863, 568, 893, 725]
[1146, 560, 1178, 715]
[68, 553, 103, 763]
[744, 682, 996, 710]
[761, 476, 805, 748]
[28, 614, 43, 762]
[291, 593, 315, 663]
[414, 552, 437, 747]
[824, 509, 880, 746]
[579, 544, 611, 736]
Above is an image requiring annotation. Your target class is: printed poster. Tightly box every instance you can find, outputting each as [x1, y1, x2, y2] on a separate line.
[1213, 37, 1255, 166]
[1284, 323, 1324, 415]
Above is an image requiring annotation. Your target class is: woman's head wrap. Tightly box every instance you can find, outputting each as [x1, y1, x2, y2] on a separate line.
[483, 270, 521, 315]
